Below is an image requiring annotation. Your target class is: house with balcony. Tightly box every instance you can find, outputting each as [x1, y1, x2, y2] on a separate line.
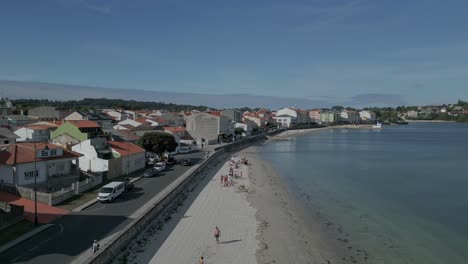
[14, 122, 58, 142]
[186, 112, 234, 145]
[0, 142, 81, 186]
[50, 120, 102, 147]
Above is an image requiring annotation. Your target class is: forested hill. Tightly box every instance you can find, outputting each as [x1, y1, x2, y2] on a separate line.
[11, 98, 210, 112]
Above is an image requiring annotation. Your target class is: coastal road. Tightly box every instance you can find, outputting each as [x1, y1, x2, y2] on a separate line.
[0, 152, 205, 264]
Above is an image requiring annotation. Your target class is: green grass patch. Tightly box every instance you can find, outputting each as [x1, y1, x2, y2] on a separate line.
[0, 220, 36, 247]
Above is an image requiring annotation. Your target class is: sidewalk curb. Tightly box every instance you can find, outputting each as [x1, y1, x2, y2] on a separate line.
[72, 176, 143, 212]
[0, 224, 54, 254]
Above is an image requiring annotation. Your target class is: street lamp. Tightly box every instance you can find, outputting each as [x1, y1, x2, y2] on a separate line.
[27, 131, 38, 226]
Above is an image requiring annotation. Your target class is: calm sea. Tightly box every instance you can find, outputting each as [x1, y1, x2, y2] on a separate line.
[260, 122, 468, 264]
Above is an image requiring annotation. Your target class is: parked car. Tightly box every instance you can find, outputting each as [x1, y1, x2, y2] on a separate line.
[181, 159, 192, 166]
[166, 156, 177, 165]
[123, 178, 134, 192]
[179, 146, 192, 154]
[154, 162, 166, 172]
[97, 181, 125, 202]
[143, 168, 156, 177]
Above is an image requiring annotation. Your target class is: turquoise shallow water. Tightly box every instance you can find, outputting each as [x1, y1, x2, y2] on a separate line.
[260, 123, 468, 264]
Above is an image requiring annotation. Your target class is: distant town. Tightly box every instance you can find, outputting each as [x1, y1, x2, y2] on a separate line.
[0, 96, 467, 261]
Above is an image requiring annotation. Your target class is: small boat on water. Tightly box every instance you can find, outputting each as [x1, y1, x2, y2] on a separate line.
[372, 122, 382, 129]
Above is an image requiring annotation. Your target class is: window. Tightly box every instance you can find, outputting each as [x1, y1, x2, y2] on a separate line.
[4, 140, 8, 144]
[24, 171, 38, 180]
[50, 149, 57, 156]
[41, 150, 49, 157]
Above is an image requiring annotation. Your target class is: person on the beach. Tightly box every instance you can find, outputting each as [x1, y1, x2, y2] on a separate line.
[91, 240, 100, 253]
[214, 226, 221, 243]
[199, 256, 204, 264]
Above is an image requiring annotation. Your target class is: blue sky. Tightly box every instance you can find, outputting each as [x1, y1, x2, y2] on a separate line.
[1, 0, 468, 106]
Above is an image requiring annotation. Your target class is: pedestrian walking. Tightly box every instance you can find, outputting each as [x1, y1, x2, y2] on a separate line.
[198, 256, 205, 264]
[221, 174, 224, 184]
[91, 240, 100, 253]
[214, 226, 221, 243]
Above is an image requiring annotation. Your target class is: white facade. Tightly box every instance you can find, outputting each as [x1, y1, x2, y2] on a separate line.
[72, 139, 109, 173]
[276, 108, 309, 124]
[115, 151, 145, 175]
[14, 127, 50, 142]
[273, 115, 296, 128]
[235, 122, 253, 135]
[359, 110, 376, 122]
[243, 115, 263, 127]
[186, 113, 234, 145]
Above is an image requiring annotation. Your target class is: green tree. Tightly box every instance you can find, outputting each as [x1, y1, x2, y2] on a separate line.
[234, 127, 245, 136]
[139, 132, 178, 158]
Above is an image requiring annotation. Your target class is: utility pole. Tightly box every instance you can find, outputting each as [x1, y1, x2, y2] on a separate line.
[34, 140, 38, 226]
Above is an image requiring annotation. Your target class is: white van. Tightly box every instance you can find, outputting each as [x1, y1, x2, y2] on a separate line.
[97, 181, 125, 202]
[178, 146, 192, 154]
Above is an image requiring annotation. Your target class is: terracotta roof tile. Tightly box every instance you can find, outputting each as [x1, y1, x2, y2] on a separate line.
[107, 141, 145, 156]
[66, 120, 100, 128]
[0, 143, 81, 165]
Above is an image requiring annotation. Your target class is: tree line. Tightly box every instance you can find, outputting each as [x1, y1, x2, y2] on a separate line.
[11, 98, 210, 112]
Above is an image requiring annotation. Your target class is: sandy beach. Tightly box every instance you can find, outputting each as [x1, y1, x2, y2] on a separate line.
[113, 145, 339, 264]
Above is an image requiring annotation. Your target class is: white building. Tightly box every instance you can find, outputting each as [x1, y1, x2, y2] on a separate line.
[72, 138, 113, 173]
[0, 143, 81, 186]
[359, 110, 376, 122]
[14, 123, 58, 142]
[186, 112, 234, 145]
[276, 108, 309, 125]
[340, 110, 359, 123]
[273, 115, 297, 128]
[107, 141, 146, 175]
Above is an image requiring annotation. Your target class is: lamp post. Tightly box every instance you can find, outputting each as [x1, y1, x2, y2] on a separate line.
[33, 140, 37, 226]
[27, 131, 38, 226]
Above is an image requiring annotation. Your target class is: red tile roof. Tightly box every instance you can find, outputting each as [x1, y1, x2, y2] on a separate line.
[66, 120, 100, 128]
[206, 111, 222, 117]
[163, 126, 186, 133]
[107, 141, 145, 156]
[0, 143, 81, 165]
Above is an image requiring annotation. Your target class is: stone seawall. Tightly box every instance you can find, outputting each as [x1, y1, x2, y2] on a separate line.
[82, 132, 279, 264]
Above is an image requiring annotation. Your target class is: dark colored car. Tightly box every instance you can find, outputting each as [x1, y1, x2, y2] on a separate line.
[181, 159, 192, 166]
[143, 168, 156, 177]
[124, 178, 134, 192]
[166, 156, 177, 165]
